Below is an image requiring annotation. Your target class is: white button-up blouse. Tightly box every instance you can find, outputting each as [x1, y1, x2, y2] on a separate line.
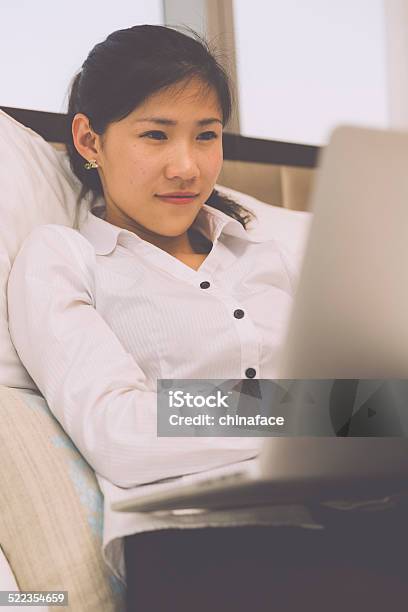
[7, 201, 301, 585]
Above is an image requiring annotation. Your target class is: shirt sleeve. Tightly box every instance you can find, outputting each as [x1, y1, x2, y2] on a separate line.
[7, 225, 260, 488]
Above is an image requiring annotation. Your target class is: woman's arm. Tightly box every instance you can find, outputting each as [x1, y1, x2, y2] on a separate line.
[7, 225, 259, 488]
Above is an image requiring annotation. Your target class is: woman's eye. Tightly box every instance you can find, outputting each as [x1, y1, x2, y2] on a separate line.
[140, 130, 219, 141]
[198, 131, 218, 140]
[141, 131, 167, 140]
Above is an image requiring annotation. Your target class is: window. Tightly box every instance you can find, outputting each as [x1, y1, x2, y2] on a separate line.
[1, 2, 163, 112]
[233, 0, 388, 144]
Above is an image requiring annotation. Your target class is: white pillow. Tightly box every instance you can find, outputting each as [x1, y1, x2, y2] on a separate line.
[217, 183, 311, 248]
[0, 110, 91, 389]
[0, 108, 311, 390]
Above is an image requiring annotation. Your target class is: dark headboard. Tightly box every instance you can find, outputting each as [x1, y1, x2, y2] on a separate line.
[1, 106, 319, 168]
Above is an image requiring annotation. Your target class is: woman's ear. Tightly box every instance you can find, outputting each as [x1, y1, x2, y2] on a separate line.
[71, 113, 101, 163]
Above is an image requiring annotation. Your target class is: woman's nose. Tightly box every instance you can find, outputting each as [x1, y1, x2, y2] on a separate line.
[164, 146, 200, 181]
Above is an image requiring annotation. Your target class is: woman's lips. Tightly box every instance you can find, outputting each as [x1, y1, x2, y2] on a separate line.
[155, 194, 199, 205]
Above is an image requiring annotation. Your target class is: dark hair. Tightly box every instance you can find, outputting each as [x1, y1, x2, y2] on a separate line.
[66, 24, 256, 229]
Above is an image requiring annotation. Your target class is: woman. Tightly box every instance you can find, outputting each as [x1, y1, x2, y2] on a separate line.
[7, 24, 406, 612]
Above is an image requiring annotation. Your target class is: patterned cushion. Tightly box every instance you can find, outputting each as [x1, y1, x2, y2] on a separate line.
[0, 385, 126, 611]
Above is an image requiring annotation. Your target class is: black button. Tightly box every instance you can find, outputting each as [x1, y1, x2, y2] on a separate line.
[245, 368, 256, 378]
[200, 281, 210, 289]
[234, 309, 245, 319]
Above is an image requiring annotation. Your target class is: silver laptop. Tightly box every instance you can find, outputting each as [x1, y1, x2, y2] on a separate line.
[112, 125, 408, 513]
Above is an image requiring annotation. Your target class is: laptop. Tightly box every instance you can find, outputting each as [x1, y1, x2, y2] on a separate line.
[112, 125, 408, 513]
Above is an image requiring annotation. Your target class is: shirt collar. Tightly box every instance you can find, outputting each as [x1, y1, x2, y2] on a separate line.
[79, 200, 266, 256]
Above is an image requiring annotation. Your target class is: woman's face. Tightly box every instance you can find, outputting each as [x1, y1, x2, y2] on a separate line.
[77, 78, 224, 246]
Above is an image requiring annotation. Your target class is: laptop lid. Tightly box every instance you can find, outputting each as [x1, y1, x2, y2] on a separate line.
[259, 124, 408, 479]
[279, 124, 408, 380]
